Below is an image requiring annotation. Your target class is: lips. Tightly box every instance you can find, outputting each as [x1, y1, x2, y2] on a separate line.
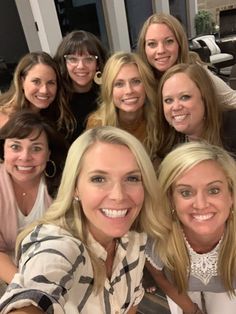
[122, 97, 139, 104]
[16, 166, 34, 171]
[172, 114, 188, 122]
[192, 213, 214, 221]
[101, 208, 128, 218]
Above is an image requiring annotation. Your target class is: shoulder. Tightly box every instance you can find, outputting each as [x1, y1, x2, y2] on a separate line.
[21, 224, 85, 262]
[0, 111, 9, 128]
[86, 113, 102, 129]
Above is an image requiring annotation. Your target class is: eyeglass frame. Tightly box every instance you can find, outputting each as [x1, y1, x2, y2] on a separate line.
[64, 54, 98, 66]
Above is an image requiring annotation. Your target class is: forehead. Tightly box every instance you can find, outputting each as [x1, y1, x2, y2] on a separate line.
[26, 63, 56, 77]
[80, 141, 139, 172]
[5, 129, 48, 143]
[163, 72, 199, 92]
[115, 63, 139, 79]
[174, 160, 227, 185]
[146, 23, 175, 38]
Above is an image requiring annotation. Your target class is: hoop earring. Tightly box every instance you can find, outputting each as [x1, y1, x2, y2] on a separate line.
[93, 71, 102, 85]
[44, 160, 56, 178]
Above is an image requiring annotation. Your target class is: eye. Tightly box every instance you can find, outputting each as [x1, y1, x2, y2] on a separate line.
[31, 146, 43, 152]
[163, 97, 173, 105]
[10, 144, 21, 151]
[209, 187, 220, 195]
[180, 95, 190, 101]
[90, 176, 105, 183]
[114, 80, 124, 88]
[32, 79, 41, 85]
[131, 78, 142, 86]
[179, 190, 192, 198]
[126, 175, 142, 183]
[146, 41, 157, 48]
[47, 80, 57, 86]
[165, 38, 175, 45]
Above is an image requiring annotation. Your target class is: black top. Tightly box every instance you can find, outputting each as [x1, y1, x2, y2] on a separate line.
[69, 83, 99, 143]
[221, 109, 236, 158]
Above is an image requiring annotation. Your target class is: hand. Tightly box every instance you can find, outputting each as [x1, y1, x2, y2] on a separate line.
[183, 303, 205, 314]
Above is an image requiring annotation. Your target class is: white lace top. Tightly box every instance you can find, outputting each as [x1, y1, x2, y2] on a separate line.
[145, 236, 236, 293]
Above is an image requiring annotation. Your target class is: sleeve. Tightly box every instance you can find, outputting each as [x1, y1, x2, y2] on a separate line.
[207, 68, 236, 108]
[145, 236, 164, 270]
[0, 224, 85, 314]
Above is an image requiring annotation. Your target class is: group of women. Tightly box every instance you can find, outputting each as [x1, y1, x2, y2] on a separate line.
[0, 11, 236, 314]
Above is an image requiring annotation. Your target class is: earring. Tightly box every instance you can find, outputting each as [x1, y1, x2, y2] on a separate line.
[74, 196, 80, 202]
[94, 71, 102, 85]
[44, 160, 56, 178]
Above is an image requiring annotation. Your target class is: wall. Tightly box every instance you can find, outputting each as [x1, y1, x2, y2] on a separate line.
[0, 0, 28, 63]
[197, 0, 236, 24]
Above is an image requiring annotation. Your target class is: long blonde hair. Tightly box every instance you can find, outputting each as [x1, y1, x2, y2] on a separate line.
[137, 13, 191, 77]
[88, 51, 158, 160]
[156, 141, 236, 294]
[17, 126, 162, 293]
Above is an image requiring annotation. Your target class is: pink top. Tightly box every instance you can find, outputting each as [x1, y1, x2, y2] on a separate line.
[0, 163, 52, 254]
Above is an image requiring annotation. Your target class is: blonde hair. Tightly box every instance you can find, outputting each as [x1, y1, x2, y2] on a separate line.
[156, 63, 223, 158]
[17, 126, 162, 293]
[137, 13, 190, 77]
[156, 141, 236, 294]
[88, 51, 158, 159]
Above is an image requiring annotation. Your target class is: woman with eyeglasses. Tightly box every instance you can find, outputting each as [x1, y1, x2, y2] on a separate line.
[54, 30, 108, 143]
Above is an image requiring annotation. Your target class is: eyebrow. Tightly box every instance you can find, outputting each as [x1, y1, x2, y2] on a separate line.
[8, 139, 44, 145]
[88, 169, 142, 175]
[174, 180, 224, 188]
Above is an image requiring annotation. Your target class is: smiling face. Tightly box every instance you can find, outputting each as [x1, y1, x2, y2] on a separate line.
[4, 130, 50, 185]
[145, 23, 179, 73]
[162, 72, 205, 139]
[65, 51, 98, 92]
[112, 63, 146, 119]
[22, 63, 57, 111]
[75, 142, 144, 247]
[172, 160, 233, 245]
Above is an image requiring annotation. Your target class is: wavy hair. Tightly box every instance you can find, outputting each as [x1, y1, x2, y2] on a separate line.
[0, 51, 75, 137]
[17, 126, 162, 292]
[156, 63, 223, 158]
[88, 51, 158, 159]
[137, 13, 191, 77]
[155, 141, 236, 294]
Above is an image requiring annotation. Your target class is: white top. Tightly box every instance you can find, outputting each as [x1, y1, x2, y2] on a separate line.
[17, 178, 47, 233]
[206, 68, 236, 107]
[0, 224, 147, 314]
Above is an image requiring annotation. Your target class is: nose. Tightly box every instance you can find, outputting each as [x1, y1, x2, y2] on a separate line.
[39, 84, 48, 93]
[124, 82, 133, 93]
[109, 182, 125, 201]
[172, 99, 182, 111]
[75, 59, 85, 68]
[19, 149, 32, 161]
[156, 42, 165, 54]
[193, 192, 209, 210]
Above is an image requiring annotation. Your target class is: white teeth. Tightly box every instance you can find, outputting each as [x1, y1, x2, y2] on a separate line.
[17, 166, 33, 171]
[122, 98, 138, 104]
[101, 209, 127, 218]
[36, 96, 49, 100]
[193, 213, 214, 221]
[173, 115, 186, 122]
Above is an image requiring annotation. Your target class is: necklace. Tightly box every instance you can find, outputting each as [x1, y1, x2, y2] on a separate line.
[22, 192, 27, 196]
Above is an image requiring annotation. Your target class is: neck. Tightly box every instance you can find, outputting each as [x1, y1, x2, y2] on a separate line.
[118, 109, 144, 124]
[73, 81, 93, 93]
[184, 228, 224, 254]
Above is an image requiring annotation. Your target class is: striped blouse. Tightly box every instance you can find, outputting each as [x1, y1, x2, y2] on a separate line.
[0, 224, 147, 314]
